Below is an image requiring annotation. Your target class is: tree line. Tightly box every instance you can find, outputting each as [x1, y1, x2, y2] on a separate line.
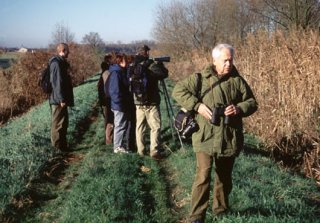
[152, 0, 320, 57]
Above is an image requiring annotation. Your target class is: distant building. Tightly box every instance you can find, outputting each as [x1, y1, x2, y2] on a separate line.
[17, 47, 28, 53]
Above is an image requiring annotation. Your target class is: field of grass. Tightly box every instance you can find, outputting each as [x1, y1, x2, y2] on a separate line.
[0, 75, 99, 221]
[0, 76, 319, 223]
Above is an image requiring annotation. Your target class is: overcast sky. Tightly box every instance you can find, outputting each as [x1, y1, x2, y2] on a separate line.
[0, 0, 166, 48]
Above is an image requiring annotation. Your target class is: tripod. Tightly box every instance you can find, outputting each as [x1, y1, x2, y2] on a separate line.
[160, 79, 185, 150]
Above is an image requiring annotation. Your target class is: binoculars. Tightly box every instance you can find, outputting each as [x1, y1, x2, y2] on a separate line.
[211, 106, 231, 125]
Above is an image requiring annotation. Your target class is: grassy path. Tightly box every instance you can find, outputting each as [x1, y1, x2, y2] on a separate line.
[17, 109, 179, 223]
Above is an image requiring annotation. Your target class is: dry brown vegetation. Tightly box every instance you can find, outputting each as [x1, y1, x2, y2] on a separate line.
[168, 29, 320, 185]
[0, 43, 100, 124]
[237, 29, 320, 184]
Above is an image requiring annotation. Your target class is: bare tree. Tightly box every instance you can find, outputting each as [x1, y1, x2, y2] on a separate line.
[152, 0, 256, 56]
[153, 0, 217, 56]
[152, 1, 187, 55]
[51, 22, 75, 45]
[81, 32, 105, 51]
[248, 0, 320, 30]
[153, 0, 320, 57]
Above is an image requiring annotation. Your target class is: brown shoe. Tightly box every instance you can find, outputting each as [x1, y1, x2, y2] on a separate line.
[151, 151, 162, 160]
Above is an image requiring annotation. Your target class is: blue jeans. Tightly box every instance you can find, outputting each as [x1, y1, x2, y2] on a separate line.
[112, 110, 129, 150]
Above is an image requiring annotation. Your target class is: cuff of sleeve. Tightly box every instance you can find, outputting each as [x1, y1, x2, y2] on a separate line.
[194, 102, 201, 112]
[236, 104, 245, 116]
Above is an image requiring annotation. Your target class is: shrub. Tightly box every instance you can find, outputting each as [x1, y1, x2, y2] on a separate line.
[0, 44, 100, 124]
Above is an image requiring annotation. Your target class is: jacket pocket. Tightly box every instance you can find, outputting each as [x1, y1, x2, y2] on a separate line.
[198, 121, 214, 142]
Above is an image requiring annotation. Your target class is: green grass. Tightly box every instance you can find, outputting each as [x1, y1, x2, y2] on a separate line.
[22, 109, 177, 223]
[0, 77, 319, 223]
[166, 138, 320, 223]
[0, 75, 99, 215]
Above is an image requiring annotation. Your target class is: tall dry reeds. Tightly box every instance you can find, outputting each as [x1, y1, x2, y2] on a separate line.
[236, 29, 319, 183]
[236, 29, 319, 144]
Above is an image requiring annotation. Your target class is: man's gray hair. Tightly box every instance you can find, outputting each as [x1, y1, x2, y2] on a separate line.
[212, 43, 234, 60]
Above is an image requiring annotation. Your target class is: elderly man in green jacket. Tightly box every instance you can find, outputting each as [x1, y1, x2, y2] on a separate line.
[172, 43, 258, 223]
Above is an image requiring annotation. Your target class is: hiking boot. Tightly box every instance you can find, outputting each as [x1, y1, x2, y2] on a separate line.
[114, 147, 129, 154]
[151, 151, 163, 160]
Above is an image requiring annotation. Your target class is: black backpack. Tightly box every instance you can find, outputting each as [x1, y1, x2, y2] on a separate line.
[38, 57, 57, 94]
[127, 60, 150, 102]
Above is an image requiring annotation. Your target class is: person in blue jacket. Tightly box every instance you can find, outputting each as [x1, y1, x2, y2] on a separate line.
[108, 53, 135, 153]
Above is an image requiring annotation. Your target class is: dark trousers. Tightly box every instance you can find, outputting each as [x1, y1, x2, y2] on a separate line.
[127, 105, 136, 152]
[189, 152, 235, 222]
[102, 105, 114, 145]
[51, 105, 69, 150]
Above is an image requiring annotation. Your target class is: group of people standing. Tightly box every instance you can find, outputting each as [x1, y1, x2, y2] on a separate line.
[48, 42, 258, 223]
[98, 45, 168, 158]
[48, 43, 169, 160]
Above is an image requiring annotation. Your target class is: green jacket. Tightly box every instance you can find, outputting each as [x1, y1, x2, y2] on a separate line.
[172, 65, 258, 157]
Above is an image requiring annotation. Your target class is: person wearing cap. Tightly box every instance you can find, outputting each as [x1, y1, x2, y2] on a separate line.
[131, 45, 168, 159]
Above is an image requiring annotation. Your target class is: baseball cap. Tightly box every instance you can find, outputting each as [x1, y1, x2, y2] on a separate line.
[137, 45, 150, 53]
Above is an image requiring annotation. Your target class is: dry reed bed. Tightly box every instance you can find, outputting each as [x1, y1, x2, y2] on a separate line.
[236, 29, 319, 184]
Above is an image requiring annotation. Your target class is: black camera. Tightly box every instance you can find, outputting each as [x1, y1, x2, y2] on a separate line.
[181, 118, 199, 139]
[152, 56, 171, 63]
[174, 110, 199, 140]
[211, 106, 230, 125]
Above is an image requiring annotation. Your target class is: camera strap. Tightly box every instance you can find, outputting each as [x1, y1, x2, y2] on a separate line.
[207, 76, 228, 105]
[218, 82, 228, 105]
[194, 73, 227, 107]
[195, 73, 202, 100]
[200, 77, 222, 101]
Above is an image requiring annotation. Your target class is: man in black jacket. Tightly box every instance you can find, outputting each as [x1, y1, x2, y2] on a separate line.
[50, 43, 74, 151]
